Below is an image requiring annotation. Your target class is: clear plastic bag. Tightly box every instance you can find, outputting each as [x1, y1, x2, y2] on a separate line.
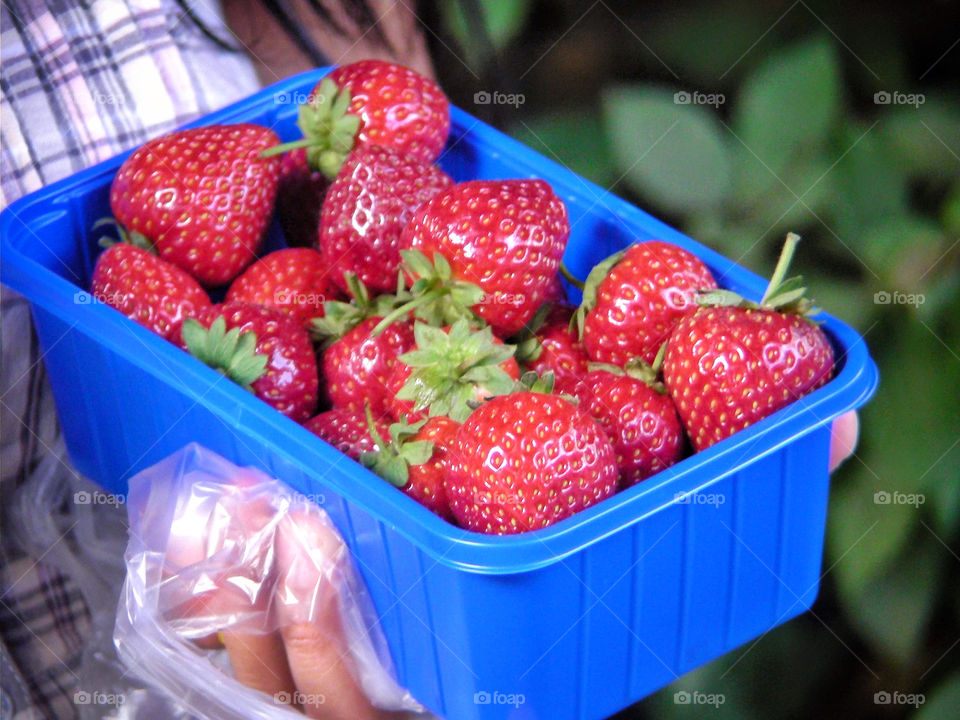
[114, 443, 426, 720]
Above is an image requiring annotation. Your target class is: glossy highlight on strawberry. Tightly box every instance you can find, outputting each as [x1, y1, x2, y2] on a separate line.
[445, 392, 618, 534]
[110, 123, 281, 287]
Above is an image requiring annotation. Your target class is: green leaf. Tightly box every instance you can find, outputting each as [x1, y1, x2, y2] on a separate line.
[732, 36, 841, 186]
[510, 110, 617, 187]
[441, 0, 531, 65]
[841, 531, 942, 663]
[877, 95, 960, 181]
[913, 672, 960, 720]
[601, 86, 732, 212]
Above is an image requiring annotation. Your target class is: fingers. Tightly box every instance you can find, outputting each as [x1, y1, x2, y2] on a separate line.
[222, 630, 297, 705]
[274, 511, 386, 720]
[829, 411, 860, 472]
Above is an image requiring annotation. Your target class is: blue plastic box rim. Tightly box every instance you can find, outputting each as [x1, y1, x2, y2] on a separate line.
[0, 69, 879, 576]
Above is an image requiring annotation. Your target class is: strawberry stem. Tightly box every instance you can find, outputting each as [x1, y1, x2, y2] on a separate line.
[559, 264, 585, 291]
[259, 138, 315, 157]
[371, 293, 438, 336]
[761, 232, 801, 306]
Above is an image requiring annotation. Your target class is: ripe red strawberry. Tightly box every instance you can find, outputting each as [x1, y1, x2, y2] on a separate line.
[516, 303, 589, 395]
[262, 61, 450, 180]
[445, 392, 618, 534]
[275, 148, 329, 248]
[318, 145, 452, 294]
[386, 320, 520, 423]
[182, 302, 318, 422]
[576, 241, 718, 365]
[360, 415, 459, 519]
[304, 407, 389, 461]
[226, 248, 336, 327]
[322, 316, 415, 415]
[110, 123, 281, 287]
[573, 357, 684, 488]
[90, 242, 210, 342]
[388, 179, 570, 337]
[663, 233, 835, 451]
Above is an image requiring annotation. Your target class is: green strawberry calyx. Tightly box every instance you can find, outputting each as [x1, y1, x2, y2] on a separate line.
[182, 316, 268, 392]
[571, 246, 631, 339]
[311, 272, 410, 347]
[395, 319, 517, 423]
[259, 77, 361, 179]
[371, 250, 486, 336]
[587, 343, 668, 395]
[93, 217, 154, 252]
[507, 302, 555, 365]
[359, 408, 434, 487]
[696, 233, 820, 318]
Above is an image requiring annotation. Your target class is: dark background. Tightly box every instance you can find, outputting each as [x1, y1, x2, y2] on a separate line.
[423, 1, 960, 718]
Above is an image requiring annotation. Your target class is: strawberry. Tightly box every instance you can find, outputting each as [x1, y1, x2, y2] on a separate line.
[110, 124, 281, 287]
[514, 303, 589, 395]
[318, 145, 452, 294]
[663, 233, 835, 451]
[386, 320, 520, 423]
[381, 179, 570, 337]
[573, 353, 684, 488]
[182, 302, 318, 422]
[575, 241, 718, 365]
[90, 241, 210, 342]
[275, 148, 329, 248]
[360, 414, 459, 519]
[262, 61, 450, 179]
[226, 248, 336, 327]
[445, 391, 618, 534]
[304, 407, 389, 461]
[322, 316, 415, 415]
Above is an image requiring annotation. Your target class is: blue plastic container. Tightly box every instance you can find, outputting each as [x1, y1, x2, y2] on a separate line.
[1, 69, 878, 720]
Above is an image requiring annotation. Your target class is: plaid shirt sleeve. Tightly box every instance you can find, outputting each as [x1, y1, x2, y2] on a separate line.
[1, 2, 261, 717]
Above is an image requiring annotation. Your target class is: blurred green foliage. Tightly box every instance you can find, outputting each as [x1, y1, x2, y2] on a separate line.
[433, 1, 959, 718]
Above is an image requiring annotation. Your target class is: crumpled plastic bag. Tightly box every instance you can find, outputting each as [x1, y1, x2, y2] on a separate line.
[114, 443, 426, 720]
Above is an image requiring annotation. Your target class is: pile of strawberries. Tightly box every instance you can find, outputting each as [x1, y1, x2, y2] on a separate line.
[90, 60, 835, 535]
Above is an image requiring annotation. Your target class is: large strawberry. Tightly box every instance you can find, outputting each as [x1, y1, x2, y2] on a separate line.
[90, 241, 210, 342]
[182, 302, 318, 422]
[322, 316, 415, 416]
[386, 320, 520, 423]
[304, 407, 389, 461]
[262, 61, 450, 179]
[575, 241, 717, 365]
[380, 179, 570, 337]
[318, 145, 452, 294]
[663, 233, 835, 451]
[574, 354, 684, 488]
[445, 391, 618, 534]
[110, 124, 281, 287]
[360, 414, 459, 519]
[275, 148, 329, 248]
[226, 247, 336, 327]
